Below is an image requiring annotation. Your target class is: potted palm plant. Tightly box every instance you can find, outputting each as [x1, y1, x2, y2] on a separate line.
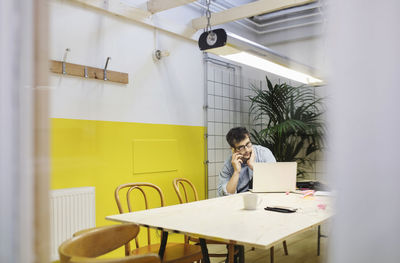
[248, 76, 325, 178]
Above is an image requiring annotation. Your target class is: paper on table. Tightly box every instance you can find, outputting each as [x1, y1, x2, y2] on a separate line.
[314, 191, 334, 196]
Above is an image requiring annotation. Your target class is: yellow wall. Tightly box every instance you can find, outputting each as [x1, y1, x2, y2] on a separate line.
[51, 118, 206, 257]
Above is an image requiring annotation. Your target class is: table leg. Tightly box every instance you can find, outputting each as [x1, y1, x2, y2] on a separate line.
[270, 246, 274, 263]
[317, 225, 321, 256]
[199, 238, 210, 263]
[159, 231, 168, 260]
[283, 240, 288, 255]
[317, 224, 328, 256]
[238, 245, 245, 263]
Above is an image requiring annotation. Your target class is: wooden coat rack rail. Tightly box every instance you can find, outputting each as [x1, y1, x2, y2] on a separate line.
[49, 60, 129, 84]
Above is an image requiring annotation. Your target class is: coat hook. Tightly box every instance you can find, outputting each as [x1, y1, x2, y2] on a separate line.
[84, 66, 88, 78]
[62, 48, 71, 74]
[104, 57, 111, 81]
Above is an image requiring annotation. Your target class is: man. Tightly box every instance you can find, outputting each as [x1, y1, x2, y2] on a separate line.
[218, 127, 276, 196]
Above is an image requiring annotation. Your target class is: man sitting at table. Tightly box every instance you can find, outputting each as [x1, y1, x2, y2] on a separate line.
[218, 127, 276, 196]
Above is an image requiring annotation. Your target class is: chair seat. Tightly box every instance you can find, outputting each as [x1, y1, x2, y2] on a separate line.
[132, 243, 202, 263]
[59, 224, 161, 263]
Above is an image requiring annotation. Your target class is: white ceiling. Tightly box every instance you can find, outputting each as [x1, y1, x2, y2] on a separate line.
[72, 0, 326, 72]
[118, 0, 325, 45]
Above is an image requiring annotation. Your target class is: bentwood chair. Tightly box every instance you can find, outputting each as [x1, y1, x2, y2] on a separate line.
[59, 223, 160, 263]
[115, 183, 203, 263]
[172, 178, 243, 263]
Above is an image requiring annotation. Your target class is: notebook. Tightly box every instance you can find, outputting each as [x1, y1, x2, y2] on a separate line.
[251, 162, 297, 193]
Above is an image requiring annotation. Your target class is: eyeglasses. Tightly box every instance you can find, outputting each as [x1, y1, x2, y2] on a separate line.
[235, 141, 252, 152]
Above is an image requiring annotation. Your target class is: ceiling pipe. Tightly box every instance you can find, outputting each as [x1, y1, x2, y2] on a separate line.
[257, 20, 323, 34]
[252, 1, 322, 22]
[253, 13, 322, 28]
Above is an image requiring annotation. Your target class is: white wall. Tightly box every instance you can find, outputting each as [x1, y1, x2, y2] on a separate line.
[268, 36, 326, 75]
[49, 1, 204, 126]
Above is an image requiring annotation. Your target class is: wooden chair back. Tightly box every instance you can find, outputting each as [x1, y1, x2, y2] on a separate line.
[172, 178, 200, 244]
[172, 178, 199, 204]
[114, 183, 165, 254]
[59, 223, 160, 263]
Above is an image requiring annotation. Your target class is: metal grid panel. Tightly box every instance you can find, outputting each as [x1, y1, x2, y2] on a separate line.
[204, 56, 325, 197]
[205, 56, 257, 198]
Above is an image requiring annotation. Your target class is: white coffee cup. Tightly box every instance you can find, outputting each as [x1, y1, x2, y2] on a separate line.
[243, 193, 261, 210]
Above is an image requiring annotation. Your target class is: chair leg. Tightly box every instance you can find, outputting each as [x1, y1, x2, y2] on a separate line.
[283, 240, 288, 255]
[270, 246, 274, 263]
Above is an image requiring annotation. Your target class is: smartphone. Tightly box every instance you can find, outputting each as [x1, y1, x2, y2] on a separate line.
[240, 151, 251, 163]
[240, 156, 249, 163]
[264, 206, 297, 213]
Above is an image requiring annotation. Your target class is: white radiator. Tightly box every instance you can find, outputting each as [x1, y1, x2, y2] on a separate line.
[50, 187, 95, 261]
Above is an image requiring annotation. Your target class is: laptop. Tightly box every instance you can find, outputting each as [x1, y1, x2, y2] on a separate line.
[251, 162, 297, 193]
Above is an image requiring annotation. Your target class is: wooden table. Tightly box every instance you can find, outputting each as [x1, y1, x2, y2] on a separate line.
[106, 192, 333, 263]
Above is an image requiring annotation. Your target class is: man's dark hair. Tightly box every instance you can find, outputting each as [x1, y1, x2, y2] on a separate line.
[226, 127, 250, 148]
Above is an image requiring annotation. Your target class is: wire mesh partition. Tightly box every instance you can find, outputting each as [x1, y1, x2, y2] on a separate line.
[204, 55, 258, 198]
[204, 55, 325, 198]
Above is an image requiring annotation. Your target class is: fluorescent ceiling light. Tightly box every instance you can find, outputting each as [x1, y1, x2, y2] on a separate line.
[220, 52, 323, 85]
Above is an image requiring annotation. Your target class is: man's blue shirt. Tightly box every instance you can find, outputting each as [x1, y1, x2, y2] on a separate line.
[217, 145, 276, 196]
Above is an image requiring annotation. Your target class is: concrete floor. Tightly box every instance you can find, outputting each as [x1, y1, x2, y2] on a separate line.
[207, 226, 328, 263]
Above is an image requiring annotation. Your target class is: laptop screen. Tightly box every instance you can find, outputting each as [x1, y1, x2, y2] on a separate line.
[252, 162, 297, 192]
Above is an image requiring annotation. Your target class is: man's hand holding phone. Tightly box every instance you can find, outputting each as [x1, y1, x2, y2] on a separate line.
[231, 152, 243, 172]
[227, 152, 244, 194]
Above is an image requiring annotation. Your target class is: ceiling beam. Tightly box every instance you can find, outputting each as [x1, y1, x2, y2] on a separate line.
[68, 0, 198, 39]
[70, 0, 152, 21]
[147, 0, 196, 14]
[191, 0, 316, 30]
